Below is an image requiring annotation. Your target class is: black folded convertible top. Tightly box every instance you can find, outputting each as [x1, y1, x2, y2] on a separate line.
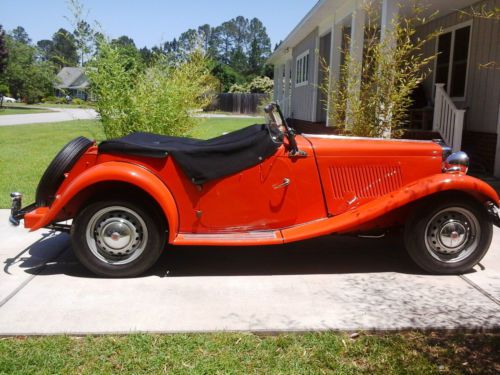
[98, 124, 283, 184]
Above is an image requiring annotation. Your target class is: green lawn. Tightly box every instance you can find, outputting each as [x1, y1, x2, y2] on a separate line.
[0, 106, 52, 115]
[0, 332, 498, 374]
[0, 117, 262, 208]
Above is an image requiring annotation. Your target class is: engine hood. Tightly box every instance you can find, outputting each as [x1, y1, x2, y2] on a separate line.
[302, 134, 442, 157]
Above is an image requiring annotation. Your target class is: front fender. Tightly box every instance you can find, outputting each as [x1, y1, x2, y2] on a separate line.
[26, 162, 179, 242]
[282, 173, 500, 243]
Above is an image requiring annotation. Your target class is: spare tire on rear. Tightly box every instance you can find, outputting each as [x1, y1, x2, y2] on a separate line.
[36, 136, 93, 206]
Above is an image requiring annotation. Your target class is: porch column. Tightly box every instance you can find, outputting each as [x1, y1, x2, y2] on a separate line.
[326, 21, 343, 127]
[346, 6, 366, 128]
[284, 60, 291, 117]
[273, 65, 280, 102]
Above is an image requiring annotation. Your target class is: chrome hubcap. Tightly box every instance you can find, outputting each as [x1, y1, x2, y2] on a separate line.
[424, 207, 479, 263]
[86, 206, 148, 265]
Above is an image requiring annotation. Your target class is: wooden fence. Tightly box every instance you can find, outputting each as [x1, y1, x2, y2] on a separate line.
[205, 93, 270, 114]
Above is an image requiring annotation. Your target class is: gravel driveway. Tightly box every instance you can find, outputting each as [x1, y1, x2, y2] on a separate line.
[0, 209, 498, 335]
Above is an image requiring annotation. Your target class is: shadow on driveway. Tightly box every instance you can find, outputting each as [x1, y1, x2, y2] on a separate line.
[8, 232, 436, 278]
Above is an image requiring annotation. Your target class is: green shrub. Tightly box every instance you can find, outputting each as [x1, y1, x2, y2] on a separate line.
[229, 76, 273, 94]
[72, 98, 85, 105]
[55, 97, 68, 104]
[42, 95, 57, 103]
[87, 41, 217, 139]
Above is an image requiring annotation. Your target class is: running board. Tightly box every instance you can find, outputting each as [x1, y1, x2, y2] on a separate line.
[173, 231, 283, 246]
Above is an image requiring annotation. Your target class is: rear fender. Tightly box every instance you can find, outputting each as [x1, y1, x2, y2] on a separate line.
[27, 162, 179, 242]
[282, 173, 500, 243]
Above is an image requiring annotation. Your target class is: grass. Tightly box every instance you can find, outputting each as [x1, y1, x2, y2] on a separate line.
[0, 106, 52, 115]
[0, 332, 498, 374]
[0, 117, 262, 208]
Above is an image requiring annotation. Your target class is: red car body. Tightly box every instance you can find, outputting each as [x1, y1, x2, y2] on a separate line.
[10, 105, 500, 276]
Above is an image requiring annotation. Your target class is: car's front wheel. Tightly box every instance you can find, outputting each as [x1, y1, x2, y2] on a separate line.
[404, 197, 492, 274]
[71, 200, 167, 277]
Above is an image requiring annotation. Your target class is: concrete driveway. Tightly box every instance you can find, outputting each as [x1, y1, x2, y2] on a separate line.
[0, 107, 98, 126]
[0, 209, 498, 335]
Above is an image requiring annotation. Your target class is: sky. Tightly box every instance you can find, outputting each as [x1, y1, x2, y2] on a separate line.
[1, 0, 317, 49]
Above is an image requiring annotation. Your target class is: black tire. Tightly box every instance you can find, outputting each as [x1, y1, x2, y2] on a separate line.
[404, 197, 492, 274]
[36, 136, 93, 206]
[71, 200, 167, 277]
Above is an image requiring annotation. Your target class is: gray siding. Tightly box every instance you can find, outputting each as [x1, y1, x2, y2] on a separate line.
[291, 28, 318, 122]
[417, 0, 500, 134]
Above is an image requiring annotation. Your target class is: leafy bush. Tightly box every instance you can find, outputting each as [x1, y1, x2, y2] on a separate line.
[87, 41, 217, 139]
[42, 95, 57, 103]
[55, 97, 68, 104]
[247, 76, 274, 94]
[72, 98, 85, 105]
[229, 76, 273, 94]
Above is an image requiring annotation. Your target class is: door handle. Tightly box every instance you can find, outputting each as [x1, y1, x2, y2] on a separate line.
[273, 178, 291, 189]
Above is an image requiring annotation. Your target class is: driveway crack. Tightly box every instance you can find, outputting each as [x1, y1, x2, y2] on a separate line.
[459, 274, 500, 306]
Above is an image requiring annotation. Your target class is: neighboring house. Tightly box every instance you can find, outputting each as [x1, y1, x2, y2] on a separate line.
[54, 67, 91, 100]
[269, 0, 500, 176]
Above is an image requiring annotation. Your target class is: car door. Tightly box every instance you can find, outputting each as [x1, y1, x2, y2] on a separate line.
[195, 147, 299, 232]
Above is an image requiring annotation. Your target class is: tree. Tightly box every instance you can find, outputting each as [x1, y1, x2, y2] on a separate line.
[197, 24, 212, 53]
[247, 18, 271, 75]
[10, 26, 31, 44]
[230, 46, 247, 74]
[4, 36, 55, 103]
[111, 35, 136, 48]
[0, 25, 8, 75]
[37, 39, 54, 61]
[178, 29, 199, 58]
[139, 47, 153, 65]
[51, 28, 78, 68]
[74, 20, 94, 66]
[66, 0, 95, 66]
[159, 16, 272, 91]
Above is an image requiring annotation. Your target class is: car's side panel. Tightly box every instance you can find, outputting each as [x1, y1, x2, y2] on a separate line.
[281, 173, 500, 243]
[188, 136, 326, 232]
[306, 136, 444, 216]
[25, 161, 179, 242]
[94, 137, 326, 234]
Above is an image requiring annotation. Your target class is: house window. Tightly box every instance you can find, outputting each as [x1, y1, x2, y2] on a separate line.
[295, 50, 309, 87]
[435, 22, 471, 99]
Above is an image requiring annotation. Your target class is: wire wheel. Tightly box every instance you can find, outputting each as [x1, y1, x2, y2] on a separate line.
[85, 206, 149, 265]
[424, 207, 480, 264]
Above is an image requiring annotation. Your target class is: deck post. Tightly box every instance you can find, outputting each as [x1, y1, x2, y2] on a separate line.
[432, 84, 445, 132]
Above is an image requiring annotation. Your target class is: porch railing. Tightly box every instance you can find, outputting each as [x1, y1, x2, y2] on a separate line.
[432, 83, 465, 152]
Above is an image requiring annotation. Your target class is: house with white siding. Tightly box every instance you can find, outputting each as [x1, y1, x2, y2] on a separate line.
[269, 0, 500, 175]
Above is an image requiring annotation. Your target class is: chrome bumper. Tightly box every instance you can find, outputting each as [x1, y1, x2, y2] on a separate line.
[9, 192, 35, 226]
[487, 202, 500, 228]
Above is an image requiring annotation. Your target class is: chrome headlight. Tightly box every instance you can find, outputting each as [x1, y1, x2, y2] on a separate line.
[443, 151, 469, 174]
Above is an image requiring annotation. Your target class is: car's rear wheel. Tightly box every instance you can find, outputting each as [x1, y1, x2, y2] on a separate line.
[71, 200, 167, 277]
[404, 197, 492, 274]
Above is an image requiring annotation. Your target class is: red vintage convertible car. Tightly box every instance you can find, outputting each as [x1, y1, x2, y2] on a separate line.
[9, 104, 500, 277]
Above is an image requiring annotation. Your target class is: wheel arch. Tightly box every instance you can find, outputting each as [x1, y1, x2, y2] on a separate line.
[29, 162, 179, 242]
